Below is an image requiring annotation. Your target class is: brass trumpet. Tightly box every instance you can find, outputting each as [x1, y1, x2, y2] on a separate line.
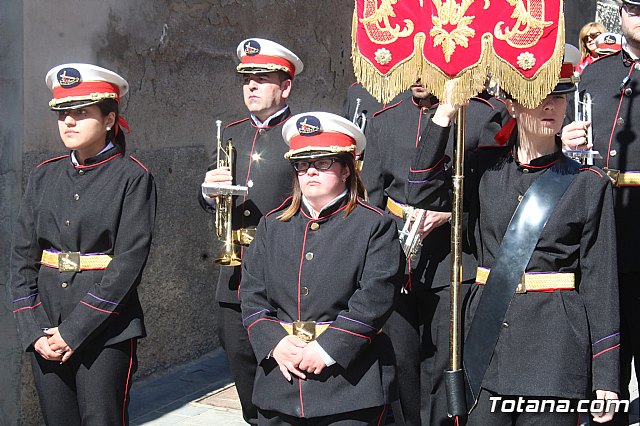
[398, 206, 425, 261]
[203, 120, 249, 266]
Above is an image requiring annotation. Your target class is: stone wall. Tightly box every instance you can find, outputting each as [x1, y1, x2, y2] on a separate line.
[7, 1, 355, 423]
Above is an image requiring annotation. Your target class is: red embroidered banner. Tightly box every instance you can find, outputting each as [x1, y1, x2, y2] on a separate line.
[352, 0, 565, 108]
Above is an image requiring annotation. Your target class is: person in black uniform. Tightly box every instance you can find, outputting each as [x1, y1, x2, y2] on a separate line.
[9, 63, 156, 425]
[562, 3, 640, 423]
[341, 82, 411, 135]
[240, 111, 404, 425]
[360, 80, 507, 426]
[197, 38, 303, 425]
[408, 57, 620, 425]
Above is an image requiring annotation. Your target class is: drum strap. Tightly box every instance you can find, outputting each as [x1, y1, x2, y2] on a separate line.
[463, 156, 579, 412]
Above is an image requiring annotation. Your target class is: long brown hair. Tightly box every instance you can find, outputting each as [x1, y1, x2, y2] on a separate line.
[278, 153, 366, 221]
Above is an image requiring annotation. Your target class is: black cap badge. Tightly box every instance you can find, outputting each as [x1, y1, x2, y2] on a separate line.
[244, 40, 261, 56]
[297, 116, 322, 136]
[57, 68, 82, 88]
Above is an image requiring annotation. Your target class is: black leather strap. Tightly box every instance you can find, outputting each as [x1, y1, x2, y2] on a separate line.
[463, 156, 579, 412]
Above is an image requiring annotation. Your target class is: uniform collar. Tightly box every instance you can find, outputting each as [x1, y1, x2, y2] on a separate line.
[302, 190, 348, 219]
[251, 105, 290, 127]
[72, 143, 122, 168]
[512, 140, 563, 169]
[70, 141, 115, 166]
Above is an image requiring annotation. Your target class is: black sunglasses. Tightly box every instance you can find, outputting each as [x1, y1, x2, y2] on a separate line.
[291, 158, 337, 172]
[623, 3, 640, 17]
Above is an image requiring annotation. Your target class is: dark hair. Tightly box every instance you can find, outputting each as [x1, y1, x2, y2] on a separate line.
[277, 153, 366, 221]
[97, 99, 126, 153]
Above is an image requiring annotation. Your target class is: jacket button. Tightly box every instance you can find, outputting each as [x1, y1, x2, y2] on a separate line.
[258, 128, 266, 135]
[310, 223, 319, 231]
[617, 117, 625, 127]
[74, 194, 80, 201]
[64, 220, 70, 227]
[624, 87, 633, 97]
[247, 180, 254, 188]
[501, 322, 509, 328]
[61, 282, 68, 288]
[300, 286, 309, 296]
[78, 170, 85, 175]
[305, 252, 314, 261]
[635, 63, 640, 71]
[610, 149, 617, 157]
[517, 195, 524, 202]
[522, 168, 529, 174]
[243, 209, 251, 217]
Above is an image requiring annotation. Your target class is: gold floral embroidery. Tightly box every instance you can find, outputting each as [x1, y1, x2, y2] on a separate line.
[516, 52, 536, 70]
[375, 48, 393, 65]
[429, 0, 476, 63]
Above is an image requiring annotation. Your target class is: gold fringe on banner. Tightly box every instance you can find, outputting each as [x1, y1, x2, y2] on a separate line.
[352, 2, 565, 109]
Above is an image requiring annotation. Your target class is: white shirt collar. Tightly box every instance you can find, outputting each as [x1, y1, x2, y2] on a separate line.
[251, 105, 289, 127]
[302, 190, 348, 219]
[71, 142, 115, 166]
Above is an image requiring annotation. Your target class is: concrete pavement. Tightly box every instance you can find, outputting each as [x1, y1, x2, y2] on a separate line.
[129, 350, 639, 425]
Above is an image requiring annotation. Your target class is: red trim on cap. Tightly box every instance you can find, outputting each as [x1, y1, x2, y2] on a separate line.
[241, 54, 295, 77]
[559, 63, 574, 79]
[53, 81, 121, 102]
[289, 133, 355, 152]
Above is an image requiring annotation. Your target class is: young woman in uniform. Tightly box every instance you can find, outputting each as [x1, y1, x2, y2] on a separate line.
[406, 54, 620, 425]
[10, 63, 156, 425]
[240, 112, 404, 425]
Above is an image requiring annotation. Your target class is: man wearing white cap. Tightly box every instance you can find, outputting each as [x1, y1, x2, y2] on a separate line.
[241, 112, 404, 425]
[197, 38, 303, 425]
[563, 2, 640, 423]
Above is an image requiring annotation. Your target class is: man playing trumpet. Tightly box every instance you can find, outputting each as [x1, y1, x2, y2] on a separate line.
[197, 38, 303, 425]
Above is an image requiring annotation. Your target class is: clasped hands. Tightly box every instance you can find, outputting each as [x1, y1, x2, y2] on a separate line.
[33, 327, 74, 363]
[272, 335, 327, 382]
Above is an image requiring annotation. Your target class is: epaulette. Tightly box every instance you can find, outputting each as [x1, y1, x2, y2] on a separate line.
[265, 196, 294, 217]
[356, 198, 384, 216]
[470, 96, 495, 110]
[129, 155, 149, 172]
[372, 99, 403, 118]
[225, 117, 251, 128]
[579, 166, 604, 178]
[36, 155, 67, 168]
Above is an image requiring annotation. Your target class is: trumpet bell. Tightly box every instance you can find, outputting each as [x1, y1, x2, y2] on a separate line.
[215, 251, 242, 267]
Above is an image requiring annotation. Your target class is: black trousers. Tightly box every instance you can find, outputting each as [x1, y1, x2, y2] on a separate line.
[606, 273, 640, 426]
[258, 405, 388, 426]
[467, 389, 579, 426]
[385, 291, 421, 426]
[30, 339, 137, 426]
[218, 301, 258, 425]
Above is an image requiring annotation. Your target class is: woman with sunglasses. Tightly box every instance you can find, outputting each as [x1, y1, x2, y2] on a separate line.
[576, 22, 607, 75]
[240, 112, 404, 425]
[9, 63, 156, 425]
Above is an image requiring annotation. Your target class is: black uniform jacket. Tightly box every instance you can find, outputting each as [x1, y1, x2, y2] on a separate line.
[579, 50, 640, 273]
[240, 196, 404, 418]
[198, 109, 295, 303]
[362, 95, 507, 289]
[10, 146, 157, 352]
[341, 82, 411, 135]
[407, 124, 621, 397]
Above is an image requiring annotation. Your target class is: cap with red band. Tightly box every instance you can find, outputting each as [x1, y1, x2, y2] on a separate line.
[282, 112, 365, 160]
[236, 38, 303, 79]
[552, 44, 580, 94]
[45, 63, 129, 110]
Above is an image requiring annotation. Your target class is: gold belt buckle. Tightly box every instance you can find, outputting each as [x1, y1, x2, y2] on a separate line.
[292, 321, 316, 342]
[604, 168, 620, 186]
[515, 274, 527, 294]
[58, 252, 81, 272]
